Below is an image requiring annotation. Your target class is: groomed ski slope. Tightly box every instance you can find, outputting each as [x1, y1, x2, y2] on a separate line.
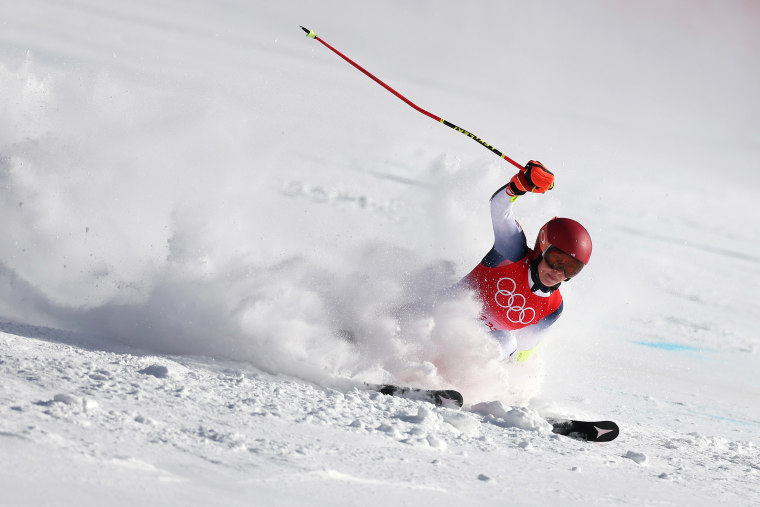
[1, 1, 759, 505]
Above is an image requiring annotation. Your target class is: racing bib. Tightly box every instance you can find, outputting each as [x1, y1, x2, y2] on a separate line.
[463, 254, 562, 331]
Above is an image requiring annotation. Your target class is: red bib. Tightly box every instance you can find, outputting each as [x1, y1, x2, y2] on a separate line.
[463, 254, 562, 331]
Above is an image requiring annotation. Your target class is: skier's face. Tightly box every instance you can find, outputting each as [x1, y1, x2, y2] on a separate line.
[538, 246, 585, 286]
[537, 258, 567, 286]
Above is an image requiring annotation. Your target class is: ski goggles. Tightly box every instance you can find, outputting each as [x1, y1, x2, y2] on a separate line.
[543, 246, 585, 279]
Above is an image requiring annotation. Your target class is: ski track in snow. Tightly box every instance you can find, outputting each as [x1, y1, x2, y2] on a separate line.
[278, 178, 407, 221]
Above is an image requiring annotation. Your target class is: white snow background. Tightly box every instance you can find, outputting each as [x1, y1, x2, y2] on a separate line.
[1, 0, 759, 505]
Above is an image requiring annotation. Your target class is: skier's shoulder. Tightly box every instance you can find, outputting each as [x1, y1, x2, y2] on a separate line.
[481, 246, 530, 268]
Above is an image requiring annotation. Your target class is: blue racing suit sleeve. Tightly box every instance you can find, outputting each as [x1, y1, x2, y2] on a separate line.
[533, 300, 563, 332]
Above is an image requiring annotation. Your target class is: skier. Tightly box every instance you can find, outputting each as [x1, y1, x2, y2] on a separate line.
[461, 161, 592, 362]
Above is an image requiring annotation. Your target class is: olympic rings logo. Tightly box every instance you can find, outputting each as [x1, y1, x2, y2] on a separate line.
[494, 277, 536, 325]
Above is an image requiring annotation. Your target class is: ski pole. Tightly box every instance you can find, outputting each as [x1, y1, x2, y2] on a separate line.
[300, 26, 524, 171]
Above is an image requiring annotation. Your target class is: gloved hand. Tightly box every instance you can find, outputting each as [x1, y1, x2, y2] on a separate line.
[506, 160, 555, 197]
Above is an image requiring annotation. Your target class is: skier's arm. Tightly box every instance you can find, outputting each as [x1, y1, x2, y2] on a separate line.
[484, 184, 529, 265]
[484, 161, 556, 266]
[511, 301, 563, 362]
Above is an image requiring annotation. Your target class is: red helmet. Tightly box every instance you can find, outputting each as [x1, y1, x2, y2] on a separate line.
[534, 217, 592, 265]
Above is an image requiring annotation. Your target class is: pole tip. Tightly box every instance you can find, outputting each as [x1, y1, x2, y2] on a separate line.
[300, 25, 316, 39]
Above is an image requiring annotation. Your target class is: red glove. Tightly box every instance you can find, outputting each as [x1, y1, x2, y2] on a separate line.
[506, 161, 555, 197]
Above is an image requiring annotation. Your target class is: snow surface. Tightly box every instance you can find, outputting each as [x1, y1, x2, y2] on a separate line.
[1, 0, 759, 505]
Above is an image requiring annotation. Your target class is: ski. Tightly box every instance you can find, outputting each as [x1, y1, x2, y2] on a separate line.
[546, 418, 620, 442]
[370, 384, 617, 441]
[374, 384, 464, 408]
